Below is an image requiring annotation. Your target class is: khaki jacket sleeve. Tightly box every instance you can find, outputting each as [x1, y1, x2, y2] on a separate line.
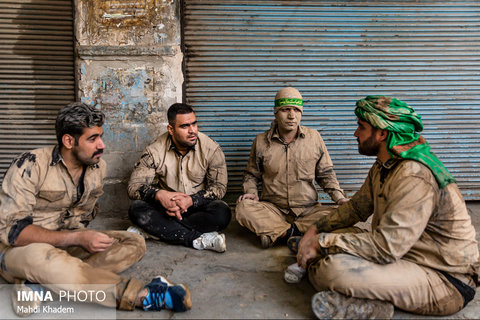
[0, 154, 40, 245]
[315, 172, 374, 233]
[319, 175, 436, 264]
[127, 149, 159, 202]
[190, 146, 228, 207]
[314, 134, 345, 203]
[242, 137, 261, 196]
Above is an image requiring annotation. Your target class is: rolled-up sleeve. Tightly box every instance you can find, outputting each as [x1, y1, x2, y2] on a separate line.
[0, 154, 39, 246]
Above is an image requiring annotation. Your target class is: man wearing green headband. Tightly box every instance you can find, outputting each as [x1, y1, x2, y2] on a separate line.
[236, 87, 348, 248]
[296, 96, 479, 318]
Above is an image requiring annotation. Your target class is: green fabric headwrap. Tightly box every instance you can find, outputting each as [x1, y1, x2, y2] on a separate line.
[274, 98, 303, 108]
[355, 95, 455, 188]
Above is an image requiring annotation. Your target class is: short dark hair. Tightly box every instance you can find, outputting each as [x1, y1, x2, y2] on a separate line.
[167, 103, 194, 125]
[55, 102, 105, 147]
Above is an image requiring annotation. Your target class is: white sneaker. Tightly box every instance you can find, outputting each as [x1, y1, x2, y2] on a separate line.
[192, 232, 226, 253]
[127, 226, 159, 240]
[284, 262, 306, 283]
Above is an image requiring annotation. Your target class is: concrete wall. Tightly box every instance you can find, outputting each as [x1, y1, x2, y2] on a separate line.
[75, 0, 183, 212]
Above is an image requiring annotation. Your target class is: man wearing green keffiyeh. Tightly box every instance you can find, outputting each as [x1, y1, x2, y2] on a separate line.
[355, 95, 455, 188]
[294, 96, 479, 319]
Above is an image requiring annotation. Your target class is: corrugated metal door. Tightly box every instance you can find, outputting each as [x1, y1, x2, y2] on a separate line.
[184, 0, 480, 201]
[0, 0, 74, 181]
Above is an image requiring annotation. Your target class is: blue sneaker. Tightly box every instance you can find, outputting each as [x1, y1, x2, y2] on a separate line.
[142, 276, 191, 312]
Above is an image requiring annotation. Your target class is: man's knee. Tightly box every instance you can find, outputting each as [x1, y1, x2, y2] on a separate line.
[235, 199, 255, 222]
[4, 243, 84, 283]
[208, 200, 231, 229]
[6, 243, 56, 270]
[308, 254, 356, 291]
[110, 231, 146, 263]
[128, 200, 155, 226]
[127, 232, 146, 262]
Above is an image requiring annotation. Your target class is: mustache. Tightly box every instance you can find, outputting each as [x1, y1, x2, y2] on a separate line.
[187, 133, 198, 138]
[93, 150, 104, 157]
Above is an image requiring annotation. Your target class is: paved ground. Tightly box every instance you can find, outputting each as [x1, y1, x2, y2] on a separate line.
[97, 202, 480, 319]
[3, 202, 480, 319]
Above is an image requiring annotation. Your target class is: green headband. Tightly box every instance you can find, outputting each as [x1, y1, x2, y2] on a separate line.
[274, 98, 303, 108]
[354, 95, 455, 188]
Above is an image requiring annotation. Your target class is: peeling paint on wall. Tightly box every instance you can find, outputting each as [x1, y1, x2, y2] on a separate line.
[85, 68, 153, 122]
[75, 0, 182, 212]
[78, 0, 180, 46]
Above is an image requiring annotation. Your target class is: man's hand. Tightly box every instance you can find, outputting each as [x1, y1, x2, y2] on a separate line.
[76, 230, 115, 253]
[171, 194, 193, 215]
[237, 193, 259, 203]
[155, 190, 192, 220]
[155, 190, 180, 209]
[337, 198, 350, 205]
[297, 225, 320, 269]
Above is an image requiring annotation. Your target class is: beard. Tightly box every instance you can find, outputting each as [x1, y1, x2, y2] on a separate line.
[72, 147, 103, 165]
[358, 134, 381, 156]
[179, 133, 198, 148]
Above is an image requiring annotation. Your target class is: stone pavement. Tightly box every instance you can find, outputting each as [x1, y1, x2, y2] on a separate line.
[96, 202, 480, 319]
[2, 202, 479, 319]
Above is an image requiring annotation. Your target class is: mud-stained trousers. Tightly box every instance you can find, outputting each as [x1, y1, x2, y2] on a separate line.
[235, 200, 331, 242]
[308, 228, 474, 316]
[0, 230, 146, 311]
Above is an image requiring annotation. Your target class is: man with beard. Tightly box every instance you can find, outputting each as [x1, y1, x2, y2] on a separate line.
[296, 96, 479, 318]
[127, 103, 231, 252]
[0, 103, 192, 317]
[236, 87, 348, 248]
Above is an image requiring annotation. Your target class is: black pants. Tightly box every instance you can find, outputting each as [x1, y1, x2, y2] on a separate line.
[129, 199, 231, 247]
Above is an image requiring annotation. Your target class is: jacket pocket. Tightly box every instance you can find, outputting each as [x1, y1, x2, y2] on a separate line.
[38, 190, 66, 202]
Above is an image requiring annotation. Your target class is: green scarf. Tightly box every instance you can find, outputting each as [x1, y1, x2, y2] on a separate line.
[355, 95, 455, 188]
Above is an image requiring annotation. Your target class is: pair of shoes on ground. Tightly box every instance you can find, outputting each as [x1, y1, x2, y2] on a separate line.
[311, 291, 394, 319]
[127, 226, 226, 253]
[142, 275, 192, 312]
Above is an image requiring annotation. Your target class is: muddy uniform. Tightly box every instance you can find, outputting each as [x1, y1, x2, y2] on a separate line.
[236, 124, 345, 242]
[309, 158, 479, 315]
[128, 132, 231, 246]
[0, 146, 145, 310]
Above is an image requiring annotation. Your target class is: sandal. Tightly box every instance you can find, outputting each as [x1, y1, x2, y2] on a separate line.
[287, 236, 302, 254]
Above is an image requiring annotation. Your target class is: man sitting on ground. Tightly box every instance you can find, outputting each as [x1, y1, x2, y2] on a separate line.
[127, 103, 231, 252]
[0, 103, 191, 316]
[297, 96, 479, 318]
[236, 87, 348, 248]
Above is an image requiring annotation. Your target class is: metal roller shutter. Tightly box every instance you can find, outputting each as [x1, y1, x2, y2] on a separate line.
[0, 0, 74, 181]
[183, 0, 480, 201]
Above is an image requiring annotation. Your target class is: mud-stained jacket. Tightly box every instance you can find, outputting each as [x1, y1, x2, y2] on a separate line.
[0, 146, 106, 246]
[315, 158, 479, 283]
[127, 132, 227, 208]
[242, 123, 345, 215]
